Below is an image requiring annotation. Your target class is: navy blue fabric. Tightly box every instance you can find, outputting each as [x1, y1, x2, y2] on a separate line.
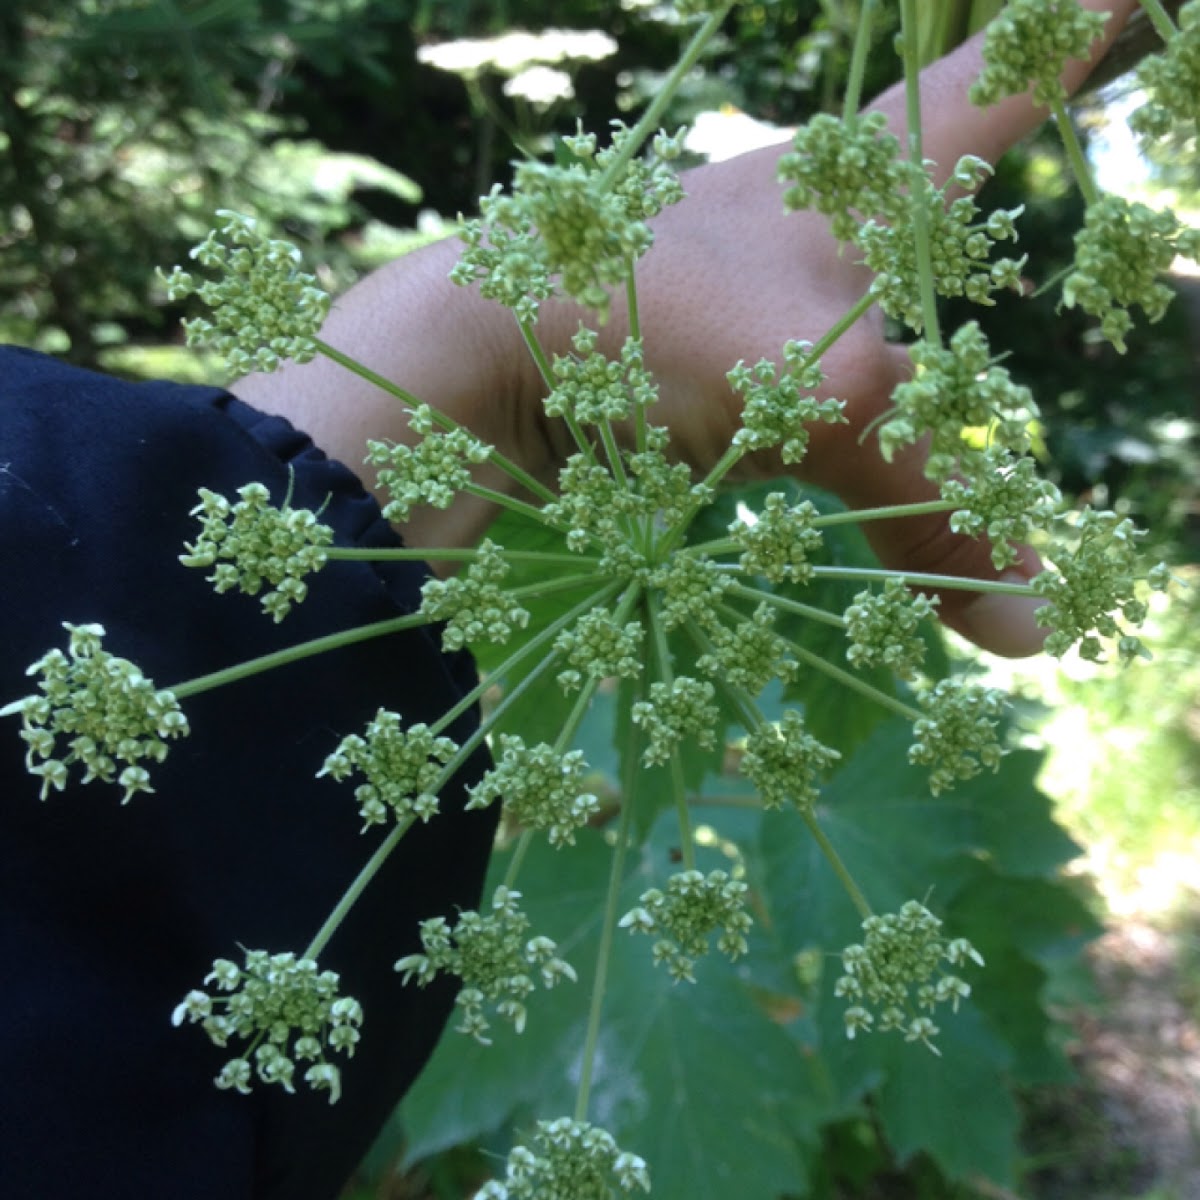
[0, 347, 496, 1199]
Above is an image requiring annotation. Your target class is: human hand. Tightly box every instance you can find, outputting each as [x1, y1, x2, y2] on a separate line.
[234, 0, 1135, 657]
[527, 0, 1136, 656]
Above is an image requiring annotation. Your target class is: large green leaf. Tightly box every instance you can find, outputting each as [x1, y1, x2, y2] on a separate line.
[401, 820, 844, 1198]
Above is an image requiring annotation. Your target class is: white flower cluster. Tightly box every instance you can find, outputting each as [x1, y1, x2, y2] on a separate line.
[172, 950, 363, 1104]
[4, 622, 189, 802]
[467, 735, 601, 846]
[836, 900, 983, 1053]
[420, 539, 531, 651]
[475, 1117, 650, 1200]
[180, 481, 333, 622]
[909, 680, 1006, 795]
[631, 675, 719, 767]
[157, 209, 330, 374]
[740, 709, 840, 812]
[620, 868, 752, 983]
[395, 886, 577, 1043]
[318, 708, 457, 829]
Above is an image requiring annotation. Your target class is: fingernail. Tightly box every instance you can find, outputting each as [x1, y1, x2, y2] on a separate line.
[960, 571, 1047, 658]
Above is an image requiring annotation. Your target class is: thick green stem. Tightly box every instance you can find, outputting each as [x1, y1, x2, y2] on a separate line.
[304, 816, 416, 959]
[1050, 97, 1101, 207]
[810, 565, 1036, 596]
[1138, 0, 1179, 41]
[802, 809, 873, 920]
[812, 498, 956, 528]
[596, 4, 734, 190]
[842, 0, 879, 119]
[791, 642, 921, 722]
[316, 337, 555, 506]
[170, 611, 433, 699]
[648, 593, 696, 871]
[573, 677, 643, 1122]
[899, 0, 942, 346]
[723, 586, 846, 631]
[328, 546, 598, 567]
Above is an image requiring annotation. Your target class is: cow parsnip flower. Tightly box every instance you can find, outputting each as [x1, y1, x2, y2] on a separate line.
[172, 949, 362, 1104]
[157, 209, 330, 374]
[909, 679, 1006, 795]
[180, 481, 333, 622]
[395, 886, 576, 1043]
[969, 0, 1109, 108]
[836, 900, 983, 1052]
[475, 1117, 650, 1199]
[620, 868, 752, 983]
[4, 622, 189, 802]
[1131, 1, 1200, 140]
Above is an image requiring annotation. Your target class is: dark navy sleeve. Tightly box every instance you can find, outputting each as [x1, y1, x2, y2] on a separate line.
[0, 346, 497, 1200]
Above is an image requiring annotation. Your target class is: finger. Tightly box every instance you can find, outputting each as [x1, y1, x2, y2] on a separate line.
[866, 0, 1138, 181]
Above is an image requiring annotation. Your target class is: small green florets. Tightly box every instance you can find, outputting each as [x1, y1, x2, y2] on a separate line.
[1130, 1, 1200, 141]
[778, 111, 905, 243]
[729, 492, 824, 584]
[544, 327, 658, 425]
[728, 341, 844, 465]
[879, 321, 1038, 482]
[365, 405, 492, 523]
[476, 1117, 650, 1200]
[696, 603, 798, 694]
[466, 734, 600, 846]
[860, 168, 1026, 333]
[844, 577, 938, 681]
[943, 448, 1063, 571]
[452, 124, 682, 322]
[631, 675, 719, 767]
[157, 209, 330, 374]
[317, 709, 457, 830]
[555, 607, 645, 689]
[1062, 194, 1200, 353]
[836, 900, 984, 1053]
[395, 886, 576, 1044]
[619, 868, 752, 983]
[740, 709, 840, 812]
[171, 949, 363, 1104]
[651, 553, 732, 631]
[1032, 508, 1171, 662]
[909, 679, 1006, 795]
[180, 480, 333, 622]
[3, 622, 189, 802]
[420, 539, 531, 651]
[968, 0, 1109, 108]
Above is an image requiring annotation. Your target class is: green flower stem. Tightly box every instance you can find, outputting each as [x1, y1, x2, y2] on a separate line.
[811, 498, 957, 528]
[842, 0, 879, 120]
[656, 443, 748, 559]
[169, 611, 434, 699]
[1138, 0, 1179, 41]
[810, 565, 1036, 596]
[432, 584, 621, 738]
[899, 0, 942, 346]
[327, 546, 600, 567]
[598, 418, 632, 495]
[573, 675, 643, 1123]
[507, 571, 618, 604]
[303, 814, 417, 960]
[625, 265, 649, 455]
[555, 672, 604, 754]
[648, 592, 697, 871]
[466, 482, 565, 529]
[724, 585, 846, 630]
[1049, 97, 1100, 207]
[316, 336, 556, 506]
[791, 642, 921, 722]
[517, 316, 556, 392]
[809, 290, 876, 361]
[502, 828, 535, 889]
[596, 3, 734, 190]
[801, 809, 874, 920]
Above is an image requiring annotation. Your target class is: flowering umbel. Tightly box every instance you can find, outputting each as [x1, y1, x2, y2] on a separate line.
[3, 622, 189, 802]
